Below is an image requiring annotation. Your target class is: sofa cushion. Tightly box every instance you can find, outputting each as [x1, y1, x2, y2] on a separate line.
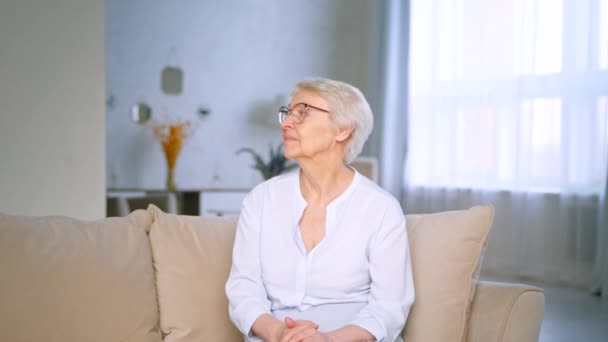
[402, 205, 494, 342]
[0, 209, 161, 342]
[147, 204, 242, 342]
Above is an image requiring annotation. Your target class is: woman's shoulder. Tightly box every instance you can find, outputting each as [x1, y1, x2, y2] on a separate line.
[353, 173, 403, 213]
[246, 169, 299, 198]
[354, 173, 398, 202]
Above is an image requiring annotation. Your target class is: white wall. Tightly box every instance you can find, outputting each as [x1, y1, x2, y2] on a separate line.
[0, 0, 105, 219]
[106, 0, 373, 190]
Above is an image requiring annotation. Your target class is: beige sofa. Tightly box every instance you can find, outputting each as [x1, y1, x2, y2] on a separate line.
[0, 204, 544, 342]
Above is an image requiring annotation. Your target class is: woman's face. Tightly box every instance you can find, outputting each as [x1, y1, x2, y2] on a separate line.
[281, 90, 342, 161]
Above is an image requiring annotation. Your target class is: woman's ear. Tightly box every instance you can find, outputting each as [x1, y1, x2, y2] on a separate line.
[336, 124, 354, 143]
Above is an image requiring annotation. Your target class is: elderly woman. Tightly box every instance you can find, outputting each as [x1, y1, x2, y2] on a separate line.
[225, 79, 414, 342]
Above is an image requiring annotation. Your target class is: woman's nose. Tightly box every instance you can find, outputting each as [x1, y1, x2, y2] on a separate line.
[281, 115, 295, 129]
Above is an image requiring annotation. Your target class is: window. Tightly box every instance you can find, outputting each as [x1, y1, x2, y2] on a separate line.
[408, 0, 608, 194]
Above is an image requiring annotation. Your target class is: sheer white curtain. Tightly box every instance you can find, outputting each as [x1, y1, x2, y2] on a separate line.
[405, 0, 608, 289]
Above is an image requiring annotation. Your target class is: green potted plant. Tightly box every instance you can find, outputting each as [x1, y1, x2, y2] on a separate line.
[236, 143, 298, 180]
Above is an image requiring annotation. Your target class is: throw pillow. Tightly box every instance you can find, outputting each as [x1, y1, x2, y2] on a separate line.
[147, 204, 242, 342]
[402, 205, 494, 342]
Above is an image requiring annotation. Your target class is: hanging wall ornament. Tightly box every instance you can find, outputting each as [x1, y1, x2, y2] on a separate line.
[161, 47, 183, 95]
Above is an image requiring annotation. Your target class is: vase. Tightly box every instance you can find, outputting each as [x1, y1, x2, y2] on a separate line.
[163, 144, 180, 192]
[161, 126, 184, 191]
[166, 165, 176, 191]
[152, 123, 187, 192]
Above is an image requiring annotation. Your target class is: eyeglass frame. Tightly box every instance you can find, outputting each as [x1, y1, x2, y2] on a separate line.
[278, 102, 330, 124]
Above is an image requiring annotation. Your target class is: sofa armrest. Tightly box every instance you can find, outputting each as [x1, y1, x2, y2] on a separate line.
[467, 281, 545, 342]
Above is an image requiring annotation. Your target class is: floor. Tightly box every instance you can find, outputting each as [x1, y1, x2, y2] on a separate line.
[482, 276, 608, 342]
[539, 284, 608, 342]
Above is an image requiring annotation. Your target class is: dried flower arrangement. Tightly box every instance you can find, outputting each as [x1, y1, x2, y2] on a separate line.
[147, 119, 195, 191]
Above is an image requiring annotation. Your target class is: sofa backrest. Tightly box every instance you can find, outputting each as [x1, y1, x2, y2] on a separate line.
[0, 210, 161, 342]
[0, 204, 493, 342]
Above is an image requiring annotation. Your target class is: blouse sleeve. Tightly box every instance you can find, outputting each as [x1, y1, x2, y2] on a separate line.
[225, 187, 271, 336]
[348, 200, 415, 342]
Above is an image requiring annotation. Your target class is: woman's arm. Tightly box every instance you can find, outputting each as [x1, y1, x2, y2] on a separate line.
[347, 200, 415, 342]
[325, 325, 375, 341]
[225, 188, 273, 338]
[251, 313, 285, 342]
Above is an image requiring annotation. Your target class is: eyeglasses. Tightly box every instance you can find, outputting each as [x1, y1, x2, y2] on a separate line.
[278, 103, 330, 124]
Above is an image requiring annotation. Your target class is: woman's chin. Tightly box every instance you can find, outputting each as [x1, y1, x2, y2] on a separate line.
[283, 148, 298, 160]
[283, 152, 297, 160]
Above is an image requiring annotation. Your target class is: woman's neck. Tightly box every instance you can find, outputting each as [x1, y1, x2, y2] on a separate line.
[298, 158, 355, 206]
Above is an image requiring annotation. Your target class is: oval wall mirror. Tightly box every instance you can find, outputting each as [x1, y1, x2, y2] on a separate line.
[130, 102, 152, 124]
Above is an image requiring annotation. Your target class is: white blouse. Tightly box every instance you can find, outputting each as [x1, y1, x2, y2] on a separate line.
[225, 170, 415, 342]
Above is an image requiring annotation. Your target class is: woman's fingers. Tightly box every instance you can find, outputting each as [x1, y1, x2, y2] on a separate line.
[296, 320, 319, 329]
[285, 317, 297, 329]
[285, 326, 318, 342]
[280, 325, 314, 342]
[284, 317, 319, 329]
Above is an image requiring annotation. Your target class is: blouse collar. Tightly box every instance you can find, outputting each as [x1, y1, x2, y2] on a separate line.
[291, 167, 360, 237]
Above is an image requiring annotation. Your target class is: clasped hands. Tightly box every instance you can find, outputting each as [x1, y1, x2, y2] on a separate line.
[278, 316, 334, 342]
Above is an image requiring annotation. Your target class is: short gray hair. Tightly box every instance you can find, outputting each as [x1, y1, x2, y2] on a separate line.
[292, 78, 373, 164]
